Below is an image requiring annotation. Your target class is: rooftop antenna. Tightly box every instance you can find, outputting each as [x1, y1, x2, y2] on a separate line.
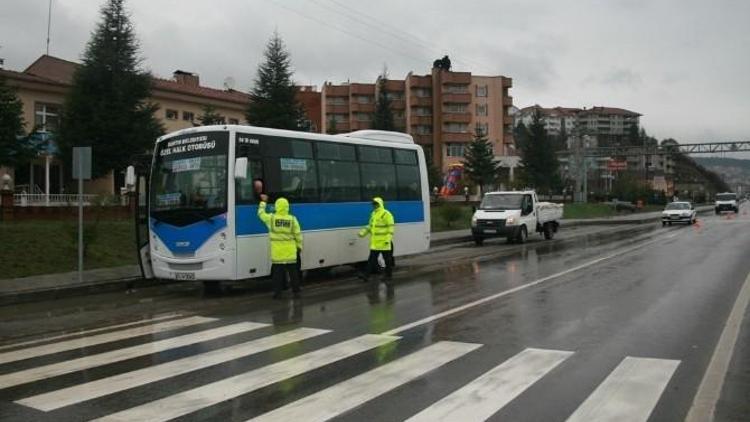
[46, 0, 53, 55]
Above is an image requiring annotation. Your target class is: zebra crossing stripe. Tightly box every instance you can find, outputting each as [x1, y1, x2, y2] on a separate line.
[406, 348, 573, 422]
[0, 315, 215, 365]
[92, 334, 400, 422]
[0, 321, 266, 389]
[249, 341, 481, 422]
[0, 313, 183, 352]
[565, 357, 680, 422]
[17, 327, 330, 411]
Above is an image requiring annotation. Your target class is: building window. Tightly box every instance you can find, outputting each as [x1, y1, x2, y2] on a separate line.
[413, 107, 432, 116]
[443, 122, 469, 133]
[412, 88, 432, 98]
[446, 143, 465, 157]
[444, 84, 469, 94]
[182, 111, 194, 122]
[34, 103, 61, 132]
[166, 109, 178, 120]
[386, 92, 404, 101]
[354, 95, 373, 104]
[228, 118, 239, 125]
[413, 125, 432, 135]
[355, 112, 372, 122]
[445, 103, 468, 113]
[476, 123, 489, 136]
[393, 110, 405, 119]
[326, 97, 347, 106]
[328, 113, 347, 123]
[476, 104, 488, 116]
[476, 85, 488, 97]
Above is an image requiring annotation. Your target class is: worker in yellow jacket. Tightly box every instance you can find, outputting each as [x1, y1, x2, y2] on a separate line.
[258, 194, 303, 299]
[358, 197, 395, 283]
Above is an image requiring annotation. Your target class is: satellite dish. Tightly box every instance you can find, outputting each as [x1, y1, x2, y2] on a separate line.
[223, 77, 236, 91]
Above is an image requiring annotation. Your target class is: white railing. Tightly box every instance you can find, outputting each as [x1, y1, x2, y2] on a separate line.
[14, 194, 99, 207]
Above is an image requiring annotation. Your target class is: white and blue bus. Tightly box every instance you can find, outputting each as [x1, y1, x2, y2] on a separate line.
[134, 126, 430, 288]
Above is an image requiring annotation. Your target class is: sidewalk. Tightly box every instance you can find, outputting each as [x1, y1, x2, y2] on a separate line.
[0, 205, 714, 305]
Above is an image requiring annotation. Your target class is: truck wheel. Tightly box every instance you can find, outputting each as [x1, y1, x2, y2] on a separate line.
[473, 236, 484, 246]
[517, 226, 528, 244]
[543, 223, 554, 240]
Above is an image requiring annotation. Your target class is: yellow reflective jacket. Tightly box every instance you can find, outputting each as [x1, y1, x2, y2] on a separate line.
[359, 197, 395, 251]
[258, 198, 303, 264]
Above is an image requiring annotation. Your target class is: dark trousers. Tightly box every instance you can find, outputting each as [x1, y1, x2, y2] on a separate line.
[365, 247, 394, 280]
[272, 263, 300, 296]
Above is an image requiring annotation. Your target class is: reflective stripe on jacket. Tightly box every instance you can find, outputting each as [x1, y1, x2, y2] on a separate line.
[359, 197, 395, 251]
[257, 198, 303, 264]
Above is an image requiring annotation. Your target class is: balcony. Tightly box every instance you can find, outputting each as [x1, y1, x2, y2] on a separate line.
[326, 104, 349, 114]
[325, 85, 349, 96]
[350, 102, 374, 113]
[441, 71, 471, 85]
[442, 112, 472, 123]
[351, 121, 372, 131]
[390, 99, 405, 109]
[384, 80, 405, 91]
[408, 76, 432, 88]
[410, 133, 433, 144]
[441, 132, 472, 142]
[411, 115, 432, 125]
[502, 77, 513, 88]
[504, 115, 514, 125]
[503, 96, 513, 106]
[442, 93, 471, 103]
[411, 96, 432, 106]
[350, 84, 375, 95]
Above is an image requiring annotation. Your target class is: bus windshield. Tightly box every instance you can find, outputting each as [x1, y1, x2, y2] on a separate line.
[150, 132, 229, 226]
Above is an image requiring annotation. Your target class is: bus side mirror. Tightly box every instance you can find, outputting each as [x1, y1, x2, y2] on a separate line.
[234, 157, 248, 180]
[125, 166, 136, 191]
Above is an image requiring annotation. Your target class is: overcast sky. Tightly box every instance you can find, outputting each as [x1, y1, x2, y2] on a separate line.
[1, 0, 749, 143]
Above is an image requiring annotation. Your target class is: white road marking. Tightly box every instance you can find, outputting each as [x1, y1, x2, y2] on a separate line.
[92, 334, 400, 422]
[383, 233, 678, 336]
[17, 327, 329, 411]
[566, 357, 680, 422]
[0, 313, 183, 352]
[0, 315, 214, 365]
[0, 321, 266, 389]
[686, 270, 750, 422]
[407, 348, 573, 422]
[250, 341, 481, 422]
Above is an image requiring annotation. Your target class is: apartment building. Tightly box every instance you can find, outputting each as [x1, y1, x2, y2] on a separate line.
[0, 55, 254, 194]
[321, 68, 514, 171]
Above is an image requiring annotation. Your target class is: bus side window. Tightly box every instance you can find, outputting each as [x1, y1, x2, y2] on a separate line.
[235, 159, 263, 204]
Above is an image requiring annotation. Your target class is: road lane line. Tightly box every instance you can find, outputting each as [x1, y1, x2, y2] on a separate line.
[92, 334, 400, 422]
[566, 357, 680, 422]
[0, 313, 184, 352]
[250, 341, 481, 422]
[686, 270, 750, 422]
[0, 315, 215, 365]
[0, 321, 266, 389]
[17, 327, 330, 411]
[407, 348, 573, 422]
[383, 233, 679, 336]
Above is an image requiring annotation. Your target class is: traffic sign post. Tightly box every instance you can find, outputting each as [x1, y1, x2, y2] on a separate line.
[72, 147, 92, 284]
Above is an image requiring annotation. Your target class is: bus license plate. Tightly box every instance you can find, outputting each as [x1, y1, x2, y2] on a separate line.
[175, 272, 195, 280]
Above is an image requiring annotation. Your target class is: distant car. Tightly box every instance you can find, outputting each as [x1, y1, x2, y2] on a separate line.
[607, 199, 636, 212]
[662, 202, 696, 226]
[715, 192, 739, 214]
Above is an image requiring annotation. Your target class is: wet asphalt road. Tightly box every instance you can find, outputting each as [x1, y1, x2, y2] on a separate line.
[1, 207, 749, 421]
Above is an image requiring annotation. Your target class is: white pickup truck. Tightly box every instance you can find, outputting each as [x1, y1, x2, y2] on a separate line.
[471, 190, 564, 245]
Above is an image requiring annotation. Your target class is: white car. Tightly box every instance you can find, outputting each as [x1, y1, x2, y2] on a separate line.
[662, 202, 696, 226]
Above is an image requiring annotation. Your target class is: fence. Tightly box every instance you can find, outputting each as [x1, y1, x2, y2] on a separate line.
[13, 194, 99, 207]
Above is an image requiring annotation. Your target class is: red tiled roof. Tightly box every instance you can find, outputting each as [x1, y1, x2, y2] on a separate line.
[580, 106, 641, 117]
[0, 67, 67, 86]
[15, 55, 251, 104]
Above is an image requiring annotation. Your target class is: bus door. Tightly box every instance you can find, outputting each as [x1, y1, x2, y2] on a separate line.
[126, 165, 154, 279]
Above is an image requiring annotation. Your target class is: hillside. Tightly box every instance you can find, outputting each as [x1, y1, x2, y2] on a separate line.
[693, 157, 750, 193]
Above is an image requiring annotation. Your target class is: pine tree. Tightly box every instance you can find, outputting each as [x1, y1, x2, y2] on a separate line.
[58, 0, 163, 181]
[518, 110, 561, 194]
[463, 130, 501, 194]
[0, 74, 37, 167]
[425, 153, 443, 191]
[246, 32, 303, 130]
[196, 105, 225, 126]
[372, 68, 395, 131]
[326, 115, 338, 135]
